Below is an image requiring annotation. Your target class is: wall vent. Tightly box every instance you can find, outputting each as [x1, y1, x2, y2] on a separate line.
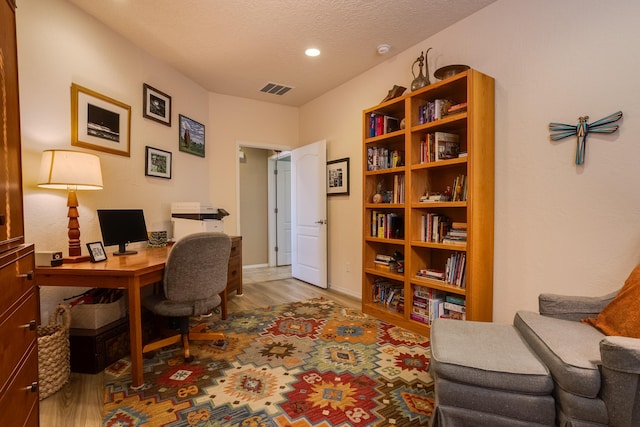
[259, 82, 294, 96]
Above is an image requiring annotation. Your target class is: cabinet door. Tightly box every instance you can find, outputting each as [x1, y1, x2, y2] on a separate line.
[0, 0, 25, 253]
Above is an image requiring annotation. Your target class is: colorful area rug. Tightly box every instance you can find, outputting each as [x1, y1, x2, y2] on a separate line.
[103, 298, 433, 426]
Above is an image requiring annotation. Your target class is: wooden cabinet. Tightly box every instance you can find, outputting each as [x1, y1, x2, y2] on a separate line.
[0, 1, 39, 423]
[220, 236, 242, 319]
[362, 69, 494, 336]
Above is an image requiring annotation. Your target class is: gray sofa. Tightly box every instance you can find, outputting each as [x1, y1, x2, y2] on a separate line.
[514, 291, 640, 426]
[430, 291, 640, 426]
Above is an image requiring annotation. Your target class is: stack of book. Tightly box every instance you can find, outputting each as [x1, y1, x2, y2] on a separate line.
[416, 268, 445, 281]
[373, 253, 397, 272]
[442, 222, 467, 246]
[441, 295, 466, 320]
[411, 286, 445, 325]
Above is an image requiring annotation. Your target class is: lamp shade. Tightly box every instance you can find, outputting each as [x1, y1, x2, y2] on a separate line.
[38, 150, 103, 190]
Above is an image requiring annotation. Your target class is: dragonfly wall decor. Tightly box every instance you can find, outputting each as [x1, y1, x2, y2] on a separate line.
[549, 111, 623, 165]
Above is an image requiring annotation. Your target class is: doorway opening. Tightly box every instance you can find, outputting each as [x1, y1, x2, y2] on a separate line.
[238, 144, 292, 271]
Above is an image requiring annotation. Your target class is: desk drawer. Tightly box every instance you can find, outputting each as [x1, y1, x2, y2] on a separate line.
[0, 345, 39, 424]
[0, 246, 34, 319]
[0, 291, 38, 392]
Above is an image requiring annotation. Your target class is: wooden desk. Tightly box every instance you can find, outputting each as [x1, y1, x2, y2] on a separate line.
[34, 246, 168, 388]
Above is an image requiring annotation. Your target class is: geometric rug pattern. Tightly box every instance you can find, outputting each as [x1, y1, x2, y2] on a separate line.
[103, 298, 433, 426]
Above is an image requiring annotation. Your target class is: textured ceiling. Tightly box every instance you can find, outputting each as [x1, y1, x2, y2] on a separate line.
[67, 0, 496, 106]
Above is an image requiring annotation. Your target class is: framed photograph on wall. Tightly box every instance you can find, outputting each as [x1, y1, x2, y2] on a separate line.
[143, 83, 172, 126]
[71, 83, 131, 157]
[178, 114, 205, 157]
[86, 241, 107, 263]
[327, 157, 350, 196]
[145, 146, 172, 179]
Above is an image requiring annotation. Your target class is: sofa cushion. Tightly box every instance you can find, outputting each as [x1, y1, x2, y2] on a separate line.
[431, 318, 553, 394]
[515, 310, 604, 398]
[582, 264, 640, 338]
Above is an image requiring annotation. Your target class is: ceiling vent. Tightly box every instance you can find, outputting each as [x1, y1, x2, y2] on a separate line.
[259, 82, 294, 96]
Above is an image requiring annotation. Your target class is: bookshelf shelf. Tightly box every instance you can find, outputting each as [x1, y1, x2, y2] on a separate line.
[362, 69, 494, 333]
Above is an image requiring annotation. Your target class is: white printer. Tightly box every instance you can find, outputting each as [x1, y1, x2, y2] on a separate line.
[171, 202, 229, 241]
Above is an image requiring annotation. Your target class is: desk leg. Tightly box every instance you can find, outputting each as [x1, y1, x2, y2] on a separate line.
[127, 279, 145, 388]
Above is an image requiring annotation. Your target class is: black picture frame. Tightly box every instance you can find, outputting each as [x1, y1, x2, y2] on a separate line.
[178, 114, 205, 157]
[143, 83, 172, 126]
[327, 157, 350, 196]
[86, 241, 107, 263]
[145, 146, 172, 179]
[71, 83, 131, 157]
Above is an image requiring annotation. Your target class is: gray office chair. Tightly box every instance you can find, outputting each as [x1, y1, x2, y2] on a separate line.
[142, 232, 231, 361]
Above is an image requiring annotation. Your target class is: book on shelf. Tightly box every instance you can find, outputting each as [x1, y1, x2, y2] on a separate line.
[434, 132, 460, 161]
[372, 278, 404, 312]
[445, 102, 467, 116]
[384, 116, 400, 134]
[446, 295, 466, 306]
[444, 252, 466, 287]
[417, 99, 453, 124]
[369, 113, 400, 137]
[451, 174, 467, 202]
[367, 147, 404, 170]
[420, 213, 449, 243]
[416, 268, 445, 281]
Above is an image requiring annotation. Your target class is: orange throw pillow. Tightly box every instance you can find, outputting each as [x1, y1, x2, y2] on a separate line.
[582, 264, 640, 338]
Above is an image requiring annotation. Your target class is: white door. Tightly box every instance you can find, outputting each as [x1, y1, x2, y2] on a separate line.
[291, 140, 327, 288]
[276, 156, 292, 265]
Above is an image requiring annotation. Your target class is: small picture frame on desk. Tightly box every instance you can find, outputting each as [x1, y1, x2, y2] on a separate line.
[87, 241, 107, 263]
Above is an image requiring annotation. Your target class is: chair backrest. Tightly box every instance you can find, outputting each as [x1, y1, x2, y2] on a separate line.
[163, 232, 231, 302]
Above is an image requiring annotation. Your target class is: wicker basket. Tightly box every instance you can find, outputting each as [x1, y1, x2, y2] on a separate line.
[37, 304, 71, 400]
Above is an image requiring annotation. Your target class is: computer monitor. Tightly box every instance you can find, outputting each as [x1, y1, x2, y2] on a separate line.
[97, 209, 149, 255]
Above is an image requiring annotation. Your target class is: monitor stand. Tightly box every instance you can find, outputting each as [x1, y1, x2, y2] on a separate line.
[113, 243, 138, 256]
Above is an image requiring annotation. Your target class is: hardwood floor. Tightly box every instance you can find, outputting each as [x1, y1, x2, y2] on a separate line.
[39, 266, 361, 427]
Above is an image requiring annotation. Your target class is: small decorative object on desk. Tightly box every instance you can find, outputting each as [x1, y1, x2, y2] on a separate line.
[411, 48, 431, 91]
[37, 305, 71, 400]
[148, 230, 168, 247]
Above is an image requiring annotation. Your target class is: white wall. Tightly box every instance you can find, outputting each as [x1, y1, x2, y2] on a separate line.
[300, 0, 640, 322]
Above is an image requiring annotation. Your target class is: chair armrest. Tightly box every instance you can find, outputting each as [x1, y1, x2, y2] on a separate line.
[600, 336, 640, 374]
[538, 291, 618, 321]
[600, 336, 640, 426]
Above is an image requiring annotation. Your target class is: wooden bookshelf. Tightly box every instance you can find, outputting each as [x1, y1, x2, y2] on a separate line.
[362, 69, 495, 336]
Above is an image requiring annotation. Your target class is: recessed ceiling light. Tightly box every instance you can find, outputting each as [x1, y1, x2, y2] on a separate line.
[305, 48, 320, 57]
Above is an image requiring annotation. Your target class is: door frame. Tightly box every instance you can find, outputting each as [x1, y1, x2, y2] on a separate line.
[235, 141, 291, 267]
[267, 151, 292, 266]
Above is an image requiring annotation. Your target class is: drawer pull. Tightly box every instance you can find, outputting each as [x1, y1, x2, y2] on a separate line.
[18, 271, 34, 280]
[22, 320, 37, 330]
[28, 382, 38, 393]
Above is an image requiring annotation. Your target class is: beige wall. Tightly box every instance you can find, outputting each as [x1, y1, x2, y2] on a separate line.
[16, 0, 297, 318]
[17, 0, 640, 322]
[239, 147, 269, 265]
[300, 0, 640, 321]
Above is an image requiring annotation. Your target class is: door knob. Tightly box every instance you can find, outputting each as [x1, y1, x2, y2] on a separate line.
[315, 220, 327, 225]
